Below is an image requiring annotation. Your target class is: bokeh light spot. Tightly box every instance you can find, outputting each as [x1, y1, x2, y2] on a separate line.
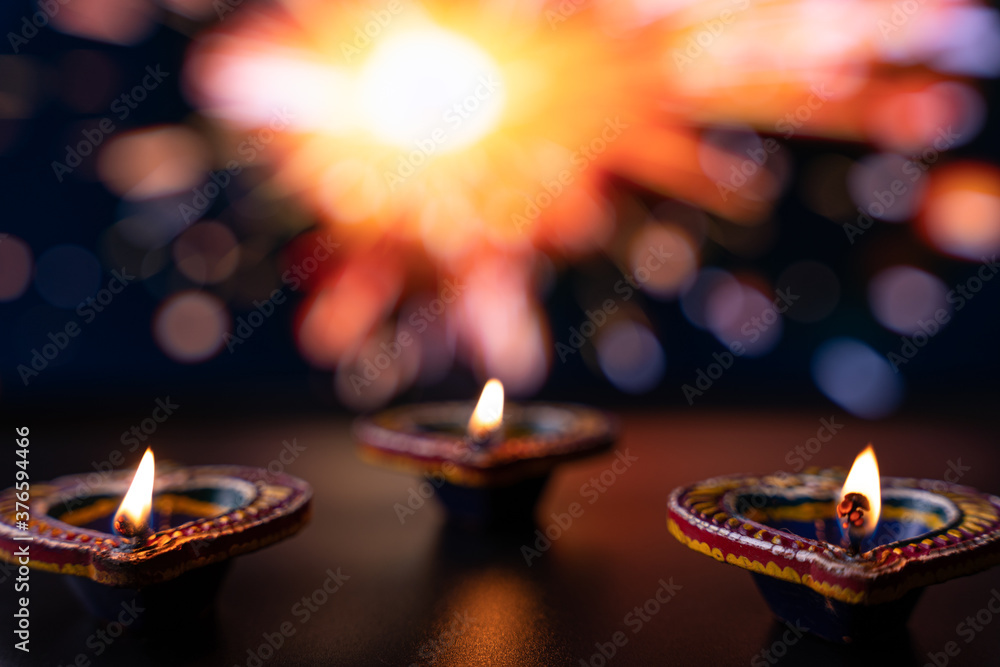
[921, 162, 1000, 261]
[628, 223, 697, 298]
[98, 126, 209, 201]
[153, 291, 229, 363]
[705, 279, 782, 357]
[157, 0, 217, 20]
[595, 321, 665, 394]
[812, 338, 904, 419]
[173, 222, 241, 284]
[680, 268, 739, 330]
[49, 0, 158, 46]
[0, 235, 34, 301]
[0, 56, 41, 120]
[847, 153, 924, 223]
[869, 265, 949, 335]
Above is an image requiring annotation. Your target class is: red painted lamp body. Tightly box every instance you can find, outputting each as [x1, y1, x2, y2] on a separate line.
[0, 464, 312, 624]
[668, 470, 1000, 642]
[356, 402, 616, 528]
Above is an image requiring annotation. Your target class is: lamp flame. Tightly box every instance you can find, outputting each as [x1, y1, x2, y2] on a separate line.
[114, 448, 155, 539]
[839, 445, 881, 537]
[468, 378, 504, 442]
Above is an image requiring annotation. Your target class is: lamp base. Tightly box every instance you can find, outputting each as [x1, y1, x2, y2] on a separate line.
[751, 573, 923, 643]
[431, 474, 550, 531]
[65, 561, 230, 630]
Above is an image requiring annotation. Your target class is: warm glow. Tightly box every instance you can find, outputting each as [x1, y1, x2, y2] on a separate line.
[183, 0, 999, 403]
[468, 378, 504, 441]
[358, 27, 506, 152]
[921, 163, 1000, 260]
[114, 448, 155, 538]
[840, 445, 881, 536]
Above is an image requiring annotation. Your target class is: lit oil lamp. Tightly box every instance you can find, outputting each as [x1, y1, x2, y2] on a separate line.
[667, 445, 1000, 643]
[355, 379, 617, 528]
[0, 448, 312, 625]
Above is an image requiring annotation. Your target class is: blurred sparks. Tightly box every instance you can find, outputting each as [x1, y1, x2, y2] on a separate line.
[173, 0, 999, 403]
[8, 0, 1000, 408]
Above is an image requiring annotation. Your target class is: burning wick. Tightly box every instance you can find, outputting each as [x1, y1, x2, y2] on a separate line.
[837, 493, 871, 529]
[467, 379, 504, 449]
[837, 492, 872, 553]
[838, 445, 881, 555]
[113, 448, 155, 545]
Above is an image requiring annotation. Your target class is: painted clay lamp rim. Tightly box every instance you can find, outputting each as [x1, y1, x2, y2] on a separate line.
[0, 465, 312, 588]
[355, 402, 617, 486]
[667, 471, 1000, 605]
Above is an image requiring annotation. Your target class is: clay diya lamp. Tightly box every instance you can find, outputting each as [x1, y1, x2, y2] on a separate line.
[0, 448, 312, 626]
[668, 446, 1000, 643]
[355, 379, 617, 528]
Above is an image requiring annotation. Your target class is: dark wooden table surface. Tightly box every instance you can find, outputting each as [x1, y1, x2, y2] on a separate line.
[2, 408, 999, 666]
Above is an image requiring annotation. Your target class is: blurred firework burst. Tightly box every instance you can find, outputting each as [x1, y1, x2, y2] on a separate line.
[167, 0, 1000, 405]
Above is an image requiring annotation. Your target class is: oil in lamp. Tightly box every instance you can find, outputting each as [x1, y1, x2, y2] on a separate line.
[667, 445, 1000, 642]
[0, 447, 312, 625]
[355, 379, 617, 528]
